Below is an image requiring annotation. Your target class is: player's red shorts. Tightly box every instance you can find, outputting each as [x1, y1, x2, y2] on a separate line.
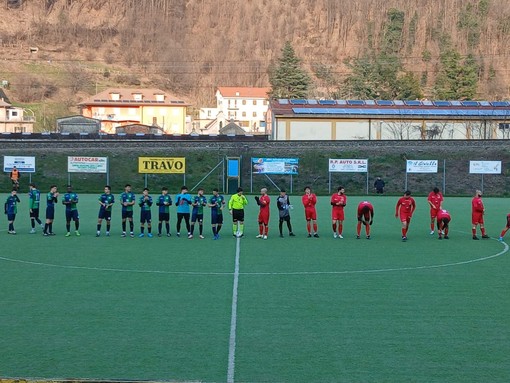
[258, 212, 269, 225]
[472, 213, 484, 225]
[332, 208, 345, 221]
[358, 212, 370, 222]
[399, 213, 411, 222]
[305, 208, 316, 220]
[430, 208, 440, 219]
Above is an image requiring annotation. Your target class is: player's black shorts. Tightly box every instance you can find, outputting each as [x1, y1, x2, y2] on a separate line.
[159, 212, 170, 222]
[7, 213, 16, 221]
[140, 210, 152, 224]
[232, 209, 244, 222]
[30, 208, 40, 219]
[211, 212, 223, 225]
[98, 210, 112, 220]
[66, 210, 79, 221]
[191, 212, 204, 223]
[279, 214, 291, 222]
[46, 206, 55, 220]
[122, 210, 133, 219]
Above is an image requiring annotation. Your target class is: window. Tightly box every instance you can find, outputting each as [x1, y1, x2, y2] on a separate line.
[263, 100, 268, 105]
[253, 100, 257, 105]
[242, 112, 246, 117]
[252, 111, 257, 117]
[242, 100, 246, 105]
[11, 111, 18, 117]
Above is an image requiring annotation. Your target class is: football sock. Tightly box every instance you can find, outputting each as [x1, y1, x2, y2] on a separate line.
[259, 224, 264, 235]
[190, 225, 195, 234]
[48, 223, 53, 232]
[332, 223, 337, 232]
[66, 223, 70, 232]
[279, 221, 283, 235]
[307, 221, 311, 233]
[140, 226, 145, 233]
[217, 224, 222, 233]
[165, 223, 170, 234]
[472, 228, 477, 236]
[357, 222, 361, 236]
[44, 223, 48, 233]
[264, 226, 269, 235]
[75, 222, 80, 230]
[233, 224, 237, 234]
[148, 226, 151, 233]
[106, 223, 110, 232]
[9, 223, 14, 231]
[31, 220, 35, 229]
[122, 222, 126, 232]
[129, 221, 134, 232]
[36, 218, 42, 225]
[481, 228, 486, 236]
[199, 224, 203, 235]
[212, 226, 217, 236]
[339, 224, 343, 235]
[430, 223, 434, 231]
[239, 224, 244, 234]
[287, 221, 293, 232]
[313, 223, 317, 233]
[158, 223, 162, 234]
[97, 224, 101, 231]
[366, 225, 371, 236]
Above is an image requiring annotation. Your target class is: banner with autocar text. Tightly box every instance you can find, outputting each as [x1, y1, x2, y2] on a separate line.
[68, 156, 108, 173]
[406, 160, 438, 173]
[138, 157, 186, 174]
[469, 160, 501, 174]
[329, 159, 368, 173]
[252, 158, 299, 175]
[3, 156, 36, 172]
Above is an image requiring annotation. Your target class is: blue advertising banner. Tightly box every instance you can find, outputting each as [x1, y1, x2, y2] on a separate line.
[252, 157, 299, 175]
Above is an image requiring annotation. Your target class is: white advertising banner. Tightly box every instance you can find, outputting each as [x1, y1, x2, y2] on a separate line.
[406, 160, 438, 173]
[329, 159, 368, 173]
[469, 161, 501, 174]
[68, 156, 108, 173]
[3, 156, 36, 172]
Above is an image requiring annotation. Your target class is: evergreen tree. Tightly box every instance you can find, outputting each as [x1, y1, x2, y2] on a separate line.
[434, 49, 478, 99]
[268, 41, 311, 99]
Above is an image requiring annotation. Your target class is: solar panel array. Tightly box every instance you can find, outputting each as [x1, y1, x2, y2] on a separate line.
[291, 108, 510, 117]
[278, 99, 510, 108]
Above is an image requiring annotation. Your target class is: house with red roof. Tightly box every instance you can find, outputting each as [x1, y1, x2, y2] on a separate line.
[198, 87, 270, 134]
[79, 88, 189, 134]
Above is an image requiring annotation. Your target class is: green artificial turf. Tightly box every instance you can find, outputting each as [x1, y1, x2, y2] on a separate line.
[0, 194, 509, 382]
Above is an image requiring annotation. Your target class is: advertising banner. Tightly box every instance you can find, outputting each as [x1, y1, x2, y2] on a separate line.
[406, 160, 438, 173]
[252, 158, 299, 175]
[68, 156, 108, 173]
[329, 159, 368, 173]
[3, 156, 36, 172]
[469, 161, 501, 174]
[138, 157, 186, 174]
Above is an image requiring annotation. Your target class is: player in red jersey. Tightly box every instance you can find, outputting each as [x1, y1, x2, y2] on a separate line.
[331, 186, 347, 238]
[255, 188, 270, 239]
[302, 186, 319, 238]
[395, 190, 416, 241]
[436, 209, 451, 240]
[498, 213, 510, 242]
[427, 187, 444, 235]
[356, 200, 374, 239]
[471, 189, 489, 240]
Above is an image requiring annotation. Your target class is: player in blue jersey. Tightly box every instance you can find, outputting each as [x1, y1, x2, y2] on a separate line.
[28, 182, 44, 233]
[138, 188, 153, 237]
[96, 185, 115, 237]
[43, 185, 58, 236]
[190, 188, 208, 239]
[4, 189, 21, 234]
[175, 186, 192, 238]
[120, 184, 136, 238]
[156, 187, 172, 237]
[208, 188, 225, 240]
[63, 185, 80, 237]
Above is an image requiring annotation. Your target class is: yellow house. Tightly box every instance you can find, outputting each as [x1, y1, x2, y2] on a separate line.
[79, 88, 189, 134]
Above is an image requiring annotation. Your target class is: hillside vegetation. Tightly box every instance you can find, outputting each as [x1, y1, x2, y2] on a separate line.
[0, 0, 510, 130]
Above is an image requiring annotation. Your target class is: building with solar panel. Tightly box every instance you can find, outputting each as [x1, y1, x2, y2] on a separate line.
[267, 99, 510, 140]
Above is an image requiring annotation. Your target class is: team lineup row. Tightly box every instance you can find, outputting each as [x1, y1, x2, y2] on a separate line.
[4, 184, 510, 242]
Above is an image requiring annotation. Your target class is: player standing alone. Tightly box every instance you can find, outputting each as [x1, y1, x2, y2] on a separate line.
[175, 186, 192, 238]
[97, 185, 115, 237]
[302, 186, 319, 238]
[395, 190, 416, 241]
[5, 189, 20, 234]
[120, 184, 136, 238]
[190, 188, 207, 239]
[28, 182, 44, 233]
[276, 189, 295, 238]
[156, 187, 172, 237]
[43, 185, 58, 236]
[63, 185, 80, 237]
[138, 188, 153, 237]
[255, 187, 270, 239]
[427, 187, 444, 235]
[471, 189, 489, 240]
[331, 186, 347, 238]
[357, 200, 374, 239]
[208, 188, 225, 240]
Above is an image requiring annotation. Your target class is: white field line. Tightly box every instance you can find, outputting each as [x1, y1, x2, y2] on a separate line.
[227, 236, 241, 383]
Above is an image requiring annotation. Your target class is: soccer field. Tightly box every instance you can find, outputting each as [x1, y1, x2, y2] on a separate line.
[0, 193, 509, 382]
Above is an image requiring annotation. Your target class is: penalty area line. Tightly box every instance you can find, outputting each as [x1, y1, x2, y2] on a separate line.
[227, 235, 241, 383]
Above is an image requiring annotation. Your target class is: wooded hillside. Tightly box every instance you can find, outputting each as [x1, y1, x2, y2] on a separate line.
[0, 0, 509, 128]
